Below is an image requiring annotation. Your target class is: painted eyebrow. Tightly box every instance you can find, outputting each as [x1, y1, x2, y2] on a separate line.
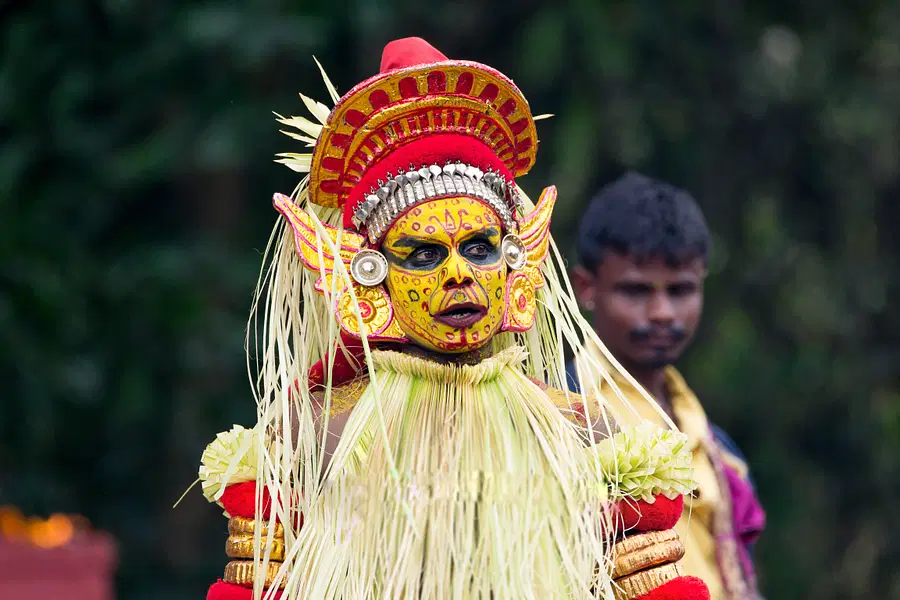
[460, 227, 500, 243]
[389, 235, 439, 249]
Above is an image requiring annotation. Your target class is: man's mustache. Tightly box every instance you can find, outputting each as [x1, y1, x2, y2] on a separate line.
[629, 324, 688, 344]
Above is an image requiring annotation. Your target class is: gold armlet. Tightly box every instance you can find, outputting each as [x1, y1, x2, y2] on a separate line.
[223, 560, 286, 589]
[611, 530, 686, 600]
[614, 563, 683, 600]
[226, 534, 286, 561]
[222, 516, 287, 589]
[228, 515, 284, 537]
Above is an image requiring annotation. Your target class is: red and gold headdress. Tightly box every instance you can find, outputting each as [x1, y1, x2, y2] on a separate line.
[273, 37, 556, 345]
[310, 37, 536, 236]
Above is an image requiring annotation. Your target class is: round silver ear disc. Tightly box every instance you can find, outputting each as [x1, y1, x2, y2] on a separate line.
[350, 249, 388, 286]
[501, 234, 527, 270]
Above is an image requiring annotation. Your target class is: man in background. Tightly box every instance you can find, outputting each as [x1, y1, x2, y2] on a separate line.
[568, 172, 766, 599]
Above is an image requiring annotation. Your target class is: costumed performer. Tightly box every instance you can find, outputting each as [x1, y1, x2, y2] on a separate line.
[194, 37, 712, 600]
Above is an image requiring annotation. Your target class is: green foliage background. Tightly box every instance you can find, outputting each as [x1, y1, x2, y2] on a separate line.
[1, 1, 898, 598]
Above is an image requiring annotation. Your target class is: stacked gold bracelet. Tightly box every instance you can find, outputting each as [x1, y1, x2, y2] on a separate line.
[611, 530, 686, 600]
[217, 513, 685, 595]
[221, 516, 287, 589]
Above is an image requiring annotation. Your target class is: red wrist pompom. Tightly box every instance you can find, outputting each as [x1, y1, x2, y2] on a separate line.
[635, 576, 710, 600]
[221, 481, 304, 529]
[616, 494, 683, 534]
[207, 579, 284, 600]
[221, 482, 272, 520]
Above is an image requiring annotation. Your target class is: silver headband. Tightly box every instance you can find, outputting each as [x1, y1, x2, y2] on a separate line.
[352, 162, 521, 245]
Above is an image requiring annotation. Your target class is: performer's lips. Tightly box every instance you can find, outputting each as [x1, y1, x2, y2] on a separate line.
[434, 303, 487, 328]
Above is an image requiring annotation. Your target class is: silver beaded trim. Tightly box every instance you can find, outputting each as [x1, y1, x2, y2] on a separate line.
[352, 162, 522, 244]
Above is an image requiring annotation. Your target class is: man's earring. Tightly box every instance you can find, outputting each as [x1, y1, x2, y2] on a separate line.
[583, 299, 595, 311]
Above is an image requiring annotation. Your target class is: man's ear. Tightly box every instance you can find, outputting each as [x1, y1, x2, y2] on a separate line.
[571, 265, 597, 311]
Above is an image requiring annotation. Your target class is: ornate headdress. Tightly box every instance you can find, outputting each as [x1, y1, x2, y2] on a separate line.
[309, 37, 535, 233]
[273, 37, 555, 346]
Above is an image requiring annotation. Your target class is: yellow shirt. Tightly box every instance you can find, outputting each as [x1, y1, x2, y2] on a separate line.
[574, 353, 728, 600]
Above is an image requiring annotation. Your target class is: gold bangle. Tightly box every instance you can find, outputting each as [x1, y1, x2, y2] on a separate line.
[613, 562, 683, 600]
[612, 530, 684, 579]
[228, 516, 284, 538]
[615, 529, 679, 554]
[223, 559, 286, 589]
[226, 534, 286, 561]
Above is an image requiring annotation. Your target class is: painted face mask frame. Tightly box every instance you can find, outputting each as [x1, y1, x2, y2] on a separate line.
[274, 185, 557, 352]
[379, 197, 508, 353]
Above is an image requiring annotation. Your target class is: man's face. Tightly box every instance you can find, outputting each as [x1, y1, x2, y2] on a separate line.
[573, 253, 705, 369]
[381, 197, 508, 353]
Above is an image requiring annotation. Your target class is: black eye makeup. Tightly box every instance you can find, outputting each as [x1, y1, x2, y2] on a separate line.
[406, 244, 449, 269]
[460, 235, 500, 264]
[384, 228, 501, 271]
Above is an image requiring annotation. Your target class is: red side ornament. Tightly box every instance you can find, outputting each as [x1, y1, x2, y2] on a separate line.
[636, 576, 710, 600]
[207, 580, 283, 600]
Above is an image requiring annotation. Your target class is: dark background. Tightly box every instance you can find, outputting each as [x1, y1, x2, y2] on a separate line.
[2, 1, 898, 598]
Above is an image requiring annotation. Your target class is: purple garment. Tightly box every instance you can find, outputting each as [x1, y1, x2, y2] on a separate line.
[723, 461, 766, 584]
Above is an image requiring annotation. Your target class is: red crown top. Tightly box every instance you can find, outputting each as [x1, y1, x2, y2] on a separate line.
[380, 37, 449, 72]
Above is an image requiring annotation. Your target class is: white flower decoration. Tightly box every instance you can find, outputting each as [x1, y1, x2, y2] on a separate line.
[592, 422, 697, 503]
[198, 425, 261, 505]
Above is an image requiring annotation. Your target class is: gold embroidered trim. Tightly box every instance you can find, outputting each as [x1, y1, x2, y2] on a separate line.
[311, 377, 369, 417]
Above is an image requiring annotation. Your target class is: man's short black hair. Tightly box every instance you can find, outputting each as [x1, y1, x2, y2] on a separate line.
[576, 172, 711, 271]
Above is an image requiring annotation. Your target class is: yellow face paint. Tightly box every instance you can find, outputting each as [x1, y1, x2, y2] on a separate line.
[381, 197, 508, 353]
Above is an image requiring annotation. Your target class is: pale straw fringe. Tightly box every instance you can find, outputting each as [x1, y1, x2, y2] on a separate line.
[288, 347, 614, 598]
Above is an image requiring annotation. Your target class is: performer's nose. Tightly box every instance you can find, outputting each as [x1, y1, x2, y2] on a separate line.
[443, 274, 475, 290]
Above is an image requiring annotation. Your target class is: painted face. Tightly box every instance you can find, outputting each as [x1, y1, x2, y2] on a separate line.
[381, 197, 508, 353]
